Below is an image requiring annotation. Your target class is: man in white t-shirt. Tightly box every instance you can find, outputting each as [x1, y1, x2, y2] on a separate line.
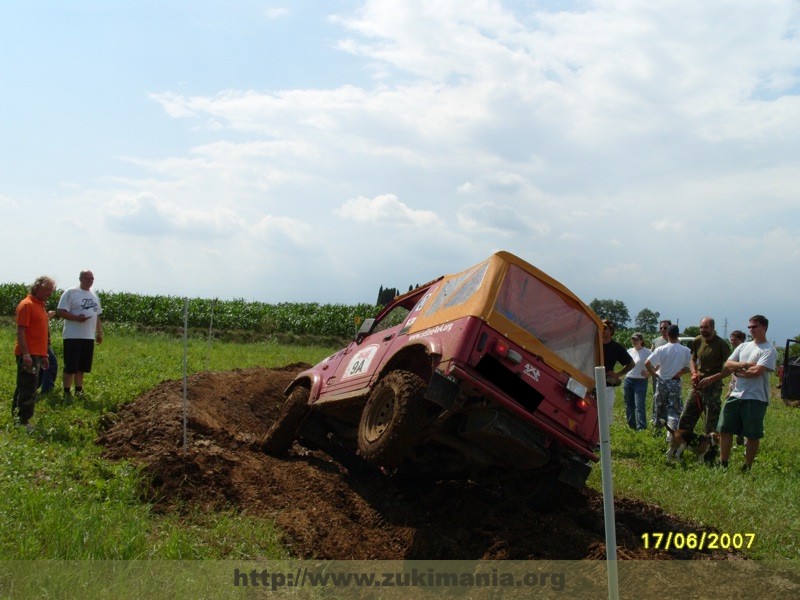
[56, 270, 103, 396]
[717, 315, 776, 472]
[645, 324, 691, 458]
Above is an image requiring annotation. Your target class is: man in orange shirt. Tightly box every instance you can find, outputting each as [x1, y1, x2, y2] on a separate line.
[13, 275, 56, 428]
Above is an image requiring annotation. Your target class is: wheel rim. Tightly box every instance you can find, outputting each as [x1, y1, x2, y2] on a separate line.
[364, 387, 395, 443]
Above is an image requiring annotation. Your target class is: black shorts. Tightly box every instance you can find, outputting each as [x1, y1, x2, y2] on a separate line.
[63, 339, 95, 374]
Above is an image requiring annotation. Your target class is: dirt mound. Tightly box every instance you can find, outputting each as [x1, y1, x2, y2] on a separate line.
[98, 366, 738, 560]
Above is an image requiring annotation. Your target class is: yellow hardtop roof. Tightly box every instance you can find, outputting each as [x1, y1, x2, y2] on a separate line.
[407, 251, 603, 386]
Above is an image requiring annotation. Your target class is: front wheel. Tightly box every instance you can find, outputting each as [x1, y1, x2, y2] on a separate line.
[357, 370, 428, 468]
[262, 386, 310, 456]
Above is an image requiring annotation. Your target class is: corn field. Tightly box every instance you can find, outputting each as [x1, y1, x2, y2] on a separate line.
[0, 283, 377, 339]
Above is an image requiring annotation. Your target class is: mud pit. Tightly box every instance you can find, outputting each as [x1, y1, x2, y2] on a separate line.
[98, 365, 739, 560]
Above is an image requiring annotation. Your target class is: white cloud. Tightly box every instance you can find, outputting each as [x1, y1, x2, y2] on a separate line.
[457, 202, 548, 237]
[104, 192, 247, 239]
[650, 219, 687, 235]
[250, 214, 312, 247]
[0, 194, 18, 208]
[5, 0, 800, 340]
[264, 8, 289, 20]
[335, 194, 445, 227]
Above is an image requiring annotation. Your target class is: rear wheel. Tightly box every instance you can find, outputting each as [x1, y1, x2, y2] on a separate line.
[357, 370, 428, 468]
[262, 386, 310, 456]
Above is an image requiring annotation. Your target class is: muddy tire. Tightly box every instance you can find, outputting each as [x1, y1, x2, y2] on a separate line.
[357, 370, 428, 468]
[262, 386, 310, 456]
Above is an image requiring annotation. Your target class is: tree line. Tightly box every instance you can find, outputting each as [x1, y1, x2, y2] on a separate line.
[589, 298, 665, 333]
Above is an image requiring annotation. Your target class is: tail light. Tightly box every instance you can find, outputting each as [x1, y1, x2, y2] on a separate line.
[573, 396, 591, 413]
[489, 339, 522, 364]
[567, 378, 591, 413]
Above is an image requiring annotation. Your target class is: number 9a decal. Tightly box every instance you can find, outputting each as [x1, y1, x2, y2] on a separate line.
[342, 344, 379, 379]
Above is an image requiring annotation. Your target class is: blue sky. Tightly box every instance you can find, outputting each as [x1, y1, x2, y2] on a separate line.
[2, 0, 799, 344]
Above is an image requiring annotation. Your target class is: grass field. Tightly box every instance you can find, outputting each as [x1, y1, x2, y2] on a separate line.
[1, 322, 798, 560]
[590, 382, 800, 560]
[0, 323, 333, 559]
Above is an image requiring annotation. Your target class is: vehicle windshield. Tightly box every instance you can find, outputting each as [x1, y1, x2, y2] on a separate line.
[494, 264, 599, 379]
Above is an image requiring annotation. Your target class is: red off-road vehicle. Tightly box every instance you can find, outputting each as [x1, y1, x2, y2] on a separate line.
[263, 251, 603, 489]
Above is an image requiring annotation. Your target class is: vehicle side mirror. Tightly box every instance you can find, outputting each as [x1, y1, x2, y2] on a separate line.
[356, 318, 375, 343]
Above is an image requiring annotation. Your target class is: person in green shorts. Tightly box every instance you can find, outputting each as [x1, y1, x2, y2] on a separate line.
[717, 315, 776, 472]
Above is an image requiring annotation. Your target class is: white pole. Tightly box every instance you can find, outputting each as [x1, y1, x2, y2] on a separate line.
[182, 297, 189, 457]
[594, 366, 619, 600]
[206, 298, 216, 372]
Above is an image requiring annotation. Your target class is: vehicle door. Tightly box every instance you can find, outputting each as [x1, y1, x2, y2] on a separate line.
[319, 287, 434, 400]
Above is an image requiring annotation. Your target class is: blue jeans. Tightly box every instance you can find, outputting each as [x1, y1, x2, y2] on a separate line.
[38, 347, 58, 393]
[623, 377, 648, 430]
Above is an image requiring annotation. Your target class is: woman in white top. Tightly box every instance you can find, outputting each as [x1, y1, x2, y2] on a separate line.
[623, 332, 652, 430]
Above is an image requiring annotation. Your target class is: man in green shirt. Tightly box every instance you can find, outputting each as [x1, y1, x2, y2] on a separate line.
[671, 317, 731, 462]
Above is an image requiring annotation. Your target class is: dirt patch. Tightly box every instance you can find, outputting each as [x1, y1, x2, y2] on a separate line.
[98, 366, 740, 560]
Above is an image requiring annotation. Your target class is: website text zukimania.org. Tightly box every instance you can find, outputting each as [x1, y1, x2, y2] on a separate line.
[233, 566, 566, 591]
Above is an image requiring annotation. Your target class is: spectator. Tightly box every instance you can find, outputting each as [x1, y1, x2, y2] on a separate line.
[651, 320, 672, 351]
[717, 315, 777, 472]
[38, 310, 58, 394]
[650, 319, 672, 426]
[671, 317, 731, 463]
[601, 319, 635, 423]
[12, 276, 56, 429]
[729, 330, 746, 348]
[645, 324, 691, 457]
[729, 329, 747, 446]
[623, 332, 651, 430]
[56, 270, 103, 396]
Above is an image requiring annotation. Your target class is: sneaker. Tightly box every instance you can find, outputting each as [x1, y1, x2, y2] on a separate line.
[740, 464, 751, 473]
[716, 460, 729, 470]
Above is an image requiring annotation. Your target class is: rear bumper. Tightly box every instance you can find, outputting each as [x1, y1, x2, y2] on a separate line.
[435, 365, 598, 463]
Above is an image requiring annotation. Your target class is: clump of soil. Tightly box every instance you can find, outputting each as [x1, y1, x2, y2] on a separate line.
[98, 366, 739, 560]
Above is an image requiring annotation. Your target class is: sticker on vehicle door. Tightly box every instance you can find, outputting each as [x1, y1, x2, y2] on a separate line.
[342, 344, 380, 379]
